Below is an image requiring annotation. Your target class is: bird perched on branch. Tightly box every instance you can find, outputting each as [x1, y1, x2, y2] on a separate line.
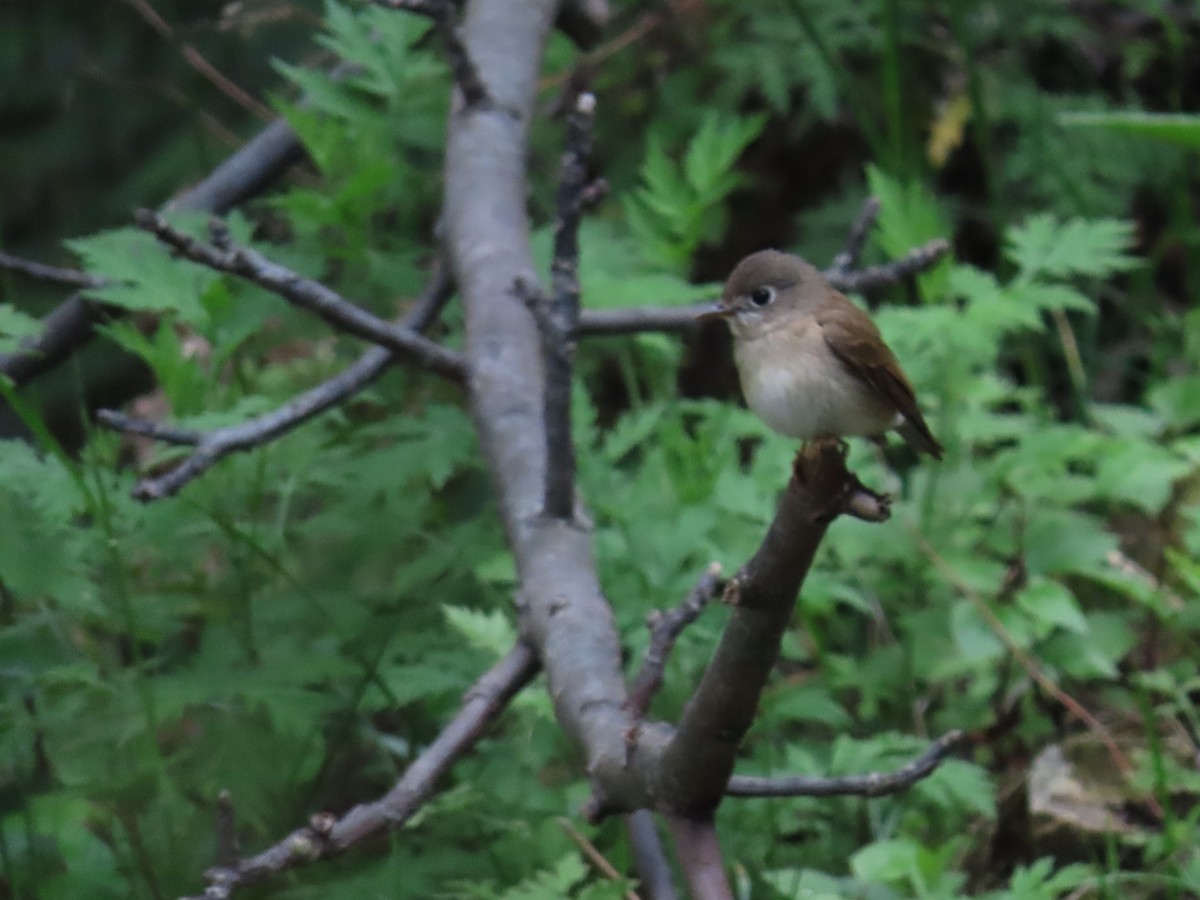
[703, 249, 943, 459]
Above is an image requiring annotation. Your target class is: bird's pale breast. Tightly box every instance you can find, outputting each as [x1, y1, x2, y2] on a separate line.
[733, 316, 896, 439]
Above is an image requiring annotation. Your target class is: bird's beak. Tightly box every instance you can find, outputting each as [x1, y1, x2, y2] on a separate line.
[697, 302, 734, 323]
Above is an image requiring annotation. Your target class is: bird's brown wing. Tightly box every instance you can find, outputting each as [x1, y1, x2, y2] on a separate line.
[816, 296, 944, 459]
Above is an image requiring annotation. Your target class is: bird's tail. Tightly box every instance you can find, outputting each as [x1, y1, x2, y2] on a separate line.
[898, 417, 945, 460]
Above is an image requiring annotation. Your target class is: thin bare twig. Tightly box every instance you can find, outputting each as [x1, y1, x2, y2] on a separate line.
[558, 817, 642, 900]
[96, 260, 455, 501]
[121, 0, 275, 121]
[373, 0, 491, 108]
[627, 563, 723, 719]
[726, 730, 968, 798]
[829, 196, 882, 274]
[528, 91, 596, 518]
[133, 210, 465, 381]
[0, 251, 109, 289]
[214, 790, 240, 869]
[831, 238, 951, 294]
[184, 642, 539, 900]
[572, 236, 950, 339]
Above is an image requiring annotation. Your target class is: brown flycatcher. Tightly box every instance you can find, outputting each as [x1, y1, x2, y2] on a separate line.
[704, 249, 943, 459]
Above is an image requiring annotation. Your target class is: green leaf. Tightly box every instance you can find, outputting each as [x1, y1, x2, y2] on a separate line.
[1059, 111, 1200, 151]
[1023, 509, 1117, 577]
[1149, 374, 1200, 430]
[683, 113, 766, 198]
[851, 838, 921, 884]
[1016, 578, 1089, 635]
[65, 223, 215, 324]
[865, 165, 952, 299]
[0, 303, 42, 352]
[443, 605, 516, 657]
[1006, 214, 1138, 280]
[950, 600, 1006, 662]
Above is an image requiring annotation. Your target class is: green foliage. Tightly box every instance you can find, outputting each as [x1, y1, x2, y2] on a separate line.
[623, 112, 766, 273]
[4, 0, 1200, 897]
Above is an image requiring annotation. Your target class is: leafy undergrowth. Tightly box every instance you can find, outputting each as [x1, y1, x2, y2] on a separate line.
[2, 2, 1200, 898]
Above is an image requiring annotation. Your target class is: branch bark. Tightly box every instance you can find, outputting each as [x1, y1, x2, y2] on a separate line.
[444, 0, 650, 814]
[650, 443, 890, 816]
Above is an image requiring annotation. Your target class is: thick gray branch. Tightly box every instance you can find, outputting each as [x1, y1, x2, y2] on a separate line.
[444, 0, 648, 812]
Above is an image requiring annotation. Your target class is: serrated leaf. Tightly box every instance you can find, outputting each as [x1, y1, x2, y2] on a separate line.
[683, 113, 765, 198]
[1006, 215, 1138, 279]
[0, 303, 42, 346]
[66, 224, 215, 324]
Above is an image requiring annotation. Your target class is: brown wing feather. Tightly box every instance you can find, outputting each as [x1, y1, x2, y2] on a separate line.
[816, 295, 944, 459]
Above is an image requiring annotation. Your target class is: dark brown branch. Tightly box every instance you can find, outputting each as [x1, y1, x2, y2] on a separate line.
[373, 0, 491, 109]
[445, 0, 649, 815]
[134, 210, 465, 382]
[650, 443, 890, 817]
[625, 811, 679, 900]
[184, 642, 539, 900]
[627, 563, 723, 719]
[829, 196, 882, 274]
[529, 91, 595, 518]
[726, 730, 968, 798]
[95, 261, 455, 501]
[0, 251, 109, 289]
[832, 238, 951, 294]
[667, 815, 731, 900]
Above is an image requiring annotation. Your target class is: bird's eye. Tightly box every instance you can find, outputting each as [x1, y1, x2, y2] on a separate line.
[749, 286, 776, 307]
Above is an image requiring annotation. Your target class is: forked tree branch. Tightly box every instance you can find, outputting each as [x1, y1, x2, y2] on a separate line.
[833, 238, 951, 294]
[445, 0, 648, 816]
[649, 443, 891, 817]
[0, 119, 305, 387]
[133, 211, 466, 381]
[0, 6, 608, 391]
[726, 729, 969, 798]
[96, 260, 455, 500]
[184, 642, 539, 900]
